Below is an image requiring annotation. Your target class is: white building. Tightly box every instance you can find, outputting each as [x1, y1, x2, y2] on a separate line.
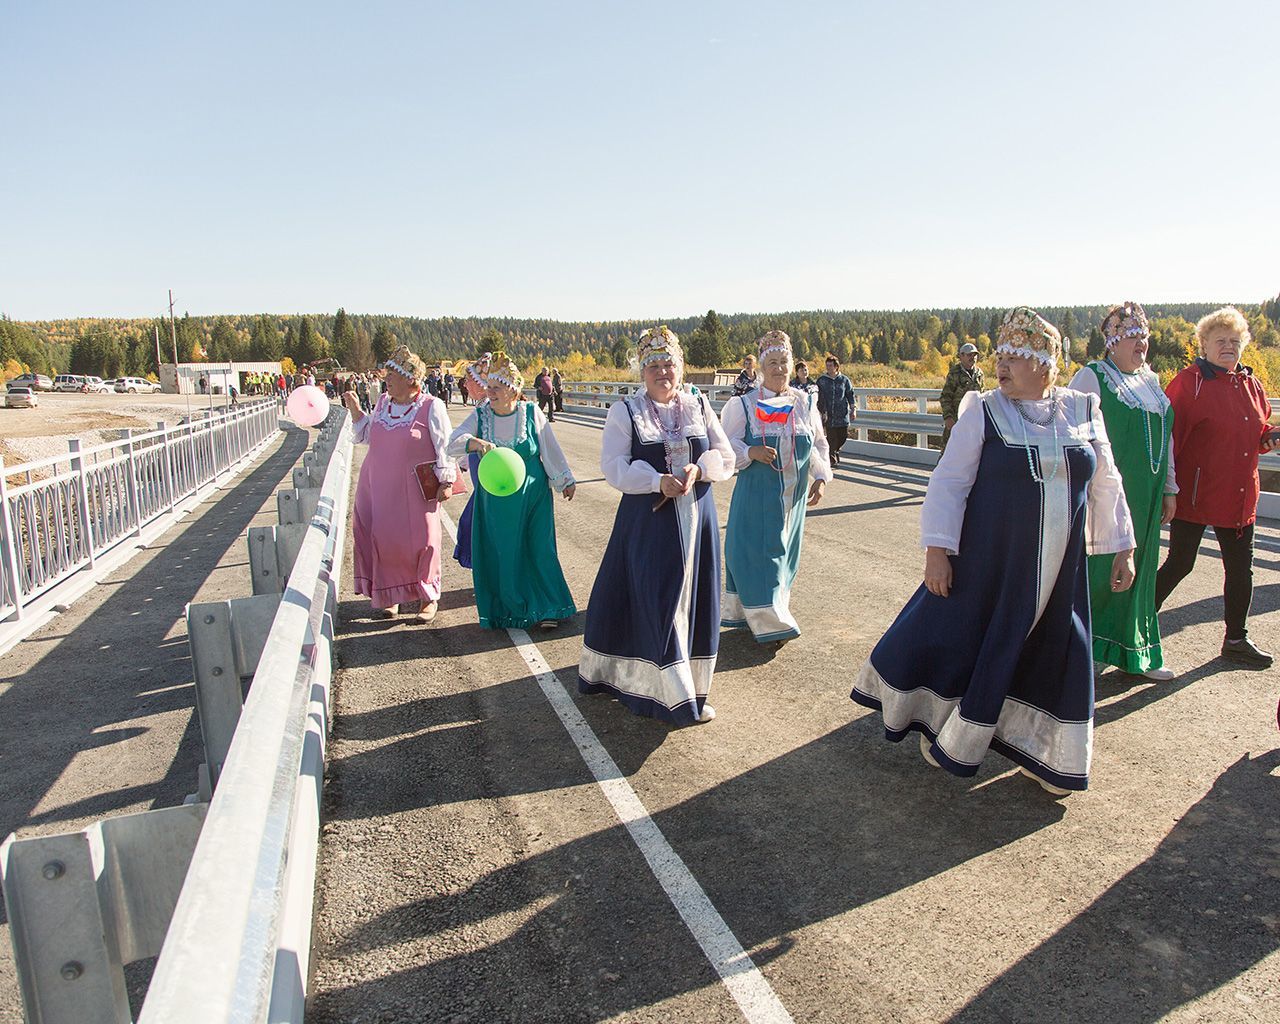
[160, 361, 283, 395]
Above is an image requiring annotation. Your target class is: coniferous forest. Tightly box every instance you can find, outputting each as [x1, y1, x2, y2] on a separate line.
[4, 294, 1280, 390]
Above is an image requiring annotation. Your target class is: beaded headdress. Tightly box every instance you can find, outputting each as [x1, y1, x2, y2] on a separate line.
[384, 345, 426, 383]
[995, 307, 1063, 369]
[756, 330, 792, 361]
[1101, 301, 1150, 348]
[636, 326, 684, 374]
[485, 356, 524, 393]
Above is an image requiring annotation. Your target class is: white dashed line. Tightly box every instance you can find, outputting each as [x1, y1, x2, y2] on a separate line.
[439, 507, 793, 1024]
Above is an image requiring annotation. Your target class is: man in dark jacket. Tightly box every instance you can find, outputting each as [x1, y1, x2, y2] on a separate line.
[816, 355, 855, 466]
[939, 343, 985, 450]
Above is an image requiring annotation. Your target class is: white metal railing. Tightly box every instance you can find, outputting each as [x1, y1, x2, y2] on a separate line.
[0, 400, 281, 625]
[138, 410, 352, 1023]
[556, 382, 1280, 470]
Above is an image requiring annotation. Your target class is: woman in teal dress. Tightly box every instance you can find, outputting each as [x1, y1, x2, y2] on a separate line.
[721, 330, 831, 644]
[1068, 302, 1176, 678]
[446, 357, 577, 630]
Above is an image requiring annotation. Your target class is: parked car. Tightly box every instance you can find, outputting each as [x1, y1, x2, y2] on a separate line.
[5, 385, 39, 408]
[54, 374, 87, 392]
[9, 373, 53, 392]
[80, 375, 112, 393]
[114, 376, 161, 394]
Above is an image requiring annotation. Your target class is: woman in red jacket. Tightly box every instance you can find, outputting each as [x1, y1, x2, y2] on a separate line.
[1154, 307, 1278, 667]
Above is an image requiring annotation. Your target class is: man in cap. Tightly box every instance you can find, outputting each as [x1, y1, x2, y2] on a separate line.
[939, 342, 985, 450]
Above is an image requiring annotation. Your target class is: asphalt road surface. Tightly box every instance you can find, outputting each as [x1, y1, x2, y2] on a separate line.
[310, 405, 1280, 1024]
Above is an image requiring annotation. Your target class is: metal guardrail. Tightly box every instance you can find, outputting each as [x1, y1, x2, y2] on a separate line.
[138, 408, 352, 1023]
[0, 408, 352, 1023]
[0, 400, 282, 627]
[557, 382, 1280, 472]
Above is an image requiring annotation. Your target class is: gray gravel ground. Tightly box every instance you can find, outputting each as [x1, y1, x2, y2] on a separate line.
[0, 425, 308, 1023]
[310, 407, 1280, 1024]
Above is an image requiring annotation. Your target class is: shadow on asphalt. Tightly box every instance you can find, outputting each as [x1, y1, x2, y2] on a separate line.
[0, 426, 308, 928]
[1158, 582, 1280, 639]
[313, 710, 1076, 1021]
[947, 748, 1280, 1023]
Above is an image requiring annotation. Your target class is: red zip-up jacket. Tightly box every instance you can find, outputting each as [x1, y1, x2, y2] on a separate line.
[1166, 357, 1272, 529]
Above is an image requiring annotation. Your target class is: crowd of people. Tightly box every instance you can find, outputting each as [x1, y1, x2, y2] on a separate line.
[340, 304, 1275, 795]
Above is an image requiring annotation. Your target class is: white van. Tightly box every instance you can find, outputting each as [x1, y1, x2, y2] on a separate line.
[53, 374, 86, 392]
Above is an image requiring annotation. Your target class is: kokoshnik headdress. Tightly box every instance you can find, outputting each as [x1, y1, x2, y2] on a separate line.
[1101, 301, 1150, 349]
[485, 356, 525, 393]
[995, 306, 1064, 369]
[756, 329, 792, 360]
[384, 354, 422, 383]
[636, 326, 684, 375]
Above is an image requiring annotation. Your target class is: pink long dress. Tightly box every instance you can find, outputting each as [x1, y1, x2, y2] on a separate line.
[352, 393, 455, 610]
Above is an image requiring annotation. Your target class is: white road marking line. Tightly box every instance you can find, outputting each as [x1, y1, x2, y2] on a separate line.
[439, 508, 793, 1024]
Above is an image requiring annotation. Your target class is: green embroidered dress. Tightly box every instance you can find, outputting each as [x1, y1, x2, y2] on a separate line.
[1071, 361, 1174, 672]
[448, 401, 577, 630]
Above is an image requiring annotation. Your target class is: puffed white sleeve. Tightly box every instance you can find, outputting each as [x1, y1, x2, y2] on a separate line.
[919, 390, 985, 553]
[806, 391, 833, 482]
[531, 406, 575, 491]
[718, 395, 753, 470]
[1086, 394, 1136, 554]
[696, 397, 736, 483]
[1068, 366, 1100, 398]
[446, 410, 479, 459]
[601, 401, 663, 493]
[423, 399, 457, 483]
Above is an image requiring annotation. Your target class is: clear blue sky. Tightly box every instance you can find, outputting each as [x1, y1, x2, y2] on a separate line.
[3, 1, 1276, 321]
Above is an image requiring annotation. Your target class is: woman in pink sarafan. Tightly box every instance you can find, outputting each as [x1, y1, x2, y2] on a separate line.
[343, 345, 457, 624]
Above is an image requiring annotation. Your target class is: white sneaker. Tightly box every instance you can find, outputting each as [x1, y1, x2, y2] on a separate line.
[1019, 766, 1071, 796]
[1141, 666, 1176, 681]
[697, 704, 716, 723]
[920, 733, 940, 768]
[379, 604, 399, 619]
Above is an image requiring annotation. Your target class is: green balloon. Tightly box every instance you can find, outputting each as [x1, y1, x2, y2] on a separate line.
[477, 447, 526, 496]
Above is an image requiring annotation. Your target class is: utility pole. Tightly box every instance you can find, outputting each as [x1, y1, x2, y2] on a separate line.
[170, 289, 190, 422]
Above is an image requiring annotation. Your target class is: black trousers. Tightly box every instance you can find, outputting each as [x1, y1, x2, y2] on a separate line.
[826, 423, 849, 462]
[1154, 518, 1255, 640]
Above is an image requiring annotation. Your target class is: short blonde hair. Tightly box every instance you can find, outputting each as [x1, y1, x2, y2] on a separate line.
[1196, 306, 1251, 355]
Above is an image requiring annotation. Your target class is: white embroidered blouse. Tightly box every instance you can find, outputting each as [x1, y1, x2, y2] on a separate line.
[719, 385, 834, 482]
[921, 388, 1135, 557]
[1068, 363, 1177, 495]
[447, 401, 575, 492]
[600, 390, 735, 494]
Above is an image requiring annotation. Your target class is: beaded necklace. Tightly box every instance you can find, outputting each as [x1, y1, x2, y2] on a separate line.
[1103, 357, 1167, 475]
[645, 392, 687, 472]
[1010, 388, 1061, 484]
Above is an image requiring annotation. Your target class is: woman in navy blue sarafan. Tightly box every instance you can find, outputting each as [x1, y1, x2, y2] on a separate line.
[851, 308, 1137, 795]
[578, 326, 735, 726]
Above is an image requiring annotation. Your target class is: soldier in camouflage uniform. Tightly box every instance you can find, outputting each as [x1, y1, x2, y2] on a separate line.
[939, 342, 984, 450]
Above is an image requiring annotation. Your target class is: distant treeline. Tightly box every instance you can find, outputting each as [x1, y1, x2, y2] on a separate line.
[5, 294, 1279, 382]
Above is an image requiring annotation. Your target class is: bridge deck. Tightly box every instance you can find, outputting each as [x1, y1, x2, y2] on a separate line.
[310, 410, 1280, 1024]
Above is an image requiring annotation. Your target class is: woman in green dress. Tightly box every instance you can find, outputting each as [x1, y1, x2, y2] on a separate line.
[1069, 302, 1177, 679]
[446, 357, 578, 631]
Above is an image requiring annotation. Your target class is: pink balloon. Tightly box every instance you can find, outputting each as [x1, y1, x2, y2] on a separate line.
[286, 385, 330, 428]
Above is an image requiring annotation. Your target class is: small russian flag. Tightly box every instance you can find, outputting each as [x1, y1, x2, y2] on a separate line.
[755, 395, 794, 425]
